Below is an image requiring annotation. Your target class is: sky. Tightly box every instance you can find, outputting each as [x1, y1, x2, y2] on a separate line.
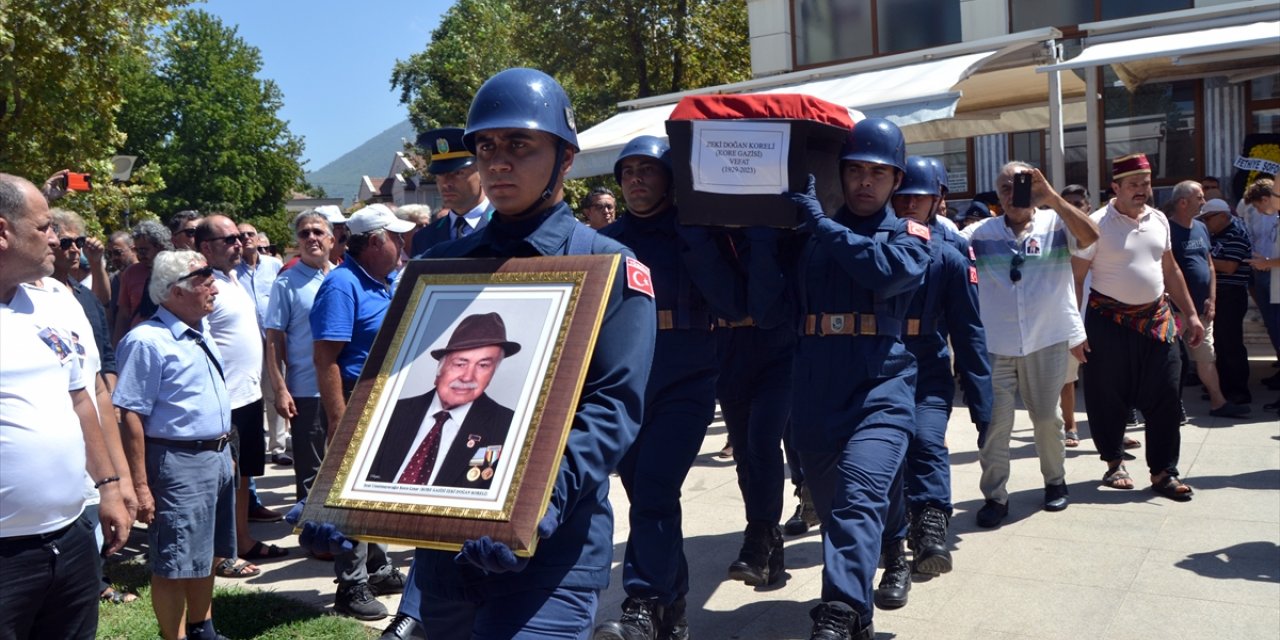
[199, 0, 454, 171]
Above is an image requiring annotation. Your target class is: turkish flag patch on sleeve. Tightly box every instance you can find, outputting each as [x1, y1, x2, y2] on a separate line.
[905, 220, 931, 242]
[626, 257, 655, 298]
[969, 266, 980, 284]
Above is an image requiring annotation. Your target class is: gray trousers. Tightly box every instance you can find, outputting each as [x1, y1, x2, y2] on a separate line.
[979, 342, 1069, 503]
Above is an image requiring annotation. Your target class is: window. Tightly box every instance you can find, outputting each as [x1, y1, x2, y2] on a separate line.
[1010, 131, 1044, 172]
[1010, 0, 1192, 32]
[793, 0, 961, 68]
[1099, 0, 1191, 21]
[906, 139, 971, 196]
[1102, 70, 1199, 182]
[1248, 73, 1280, 134]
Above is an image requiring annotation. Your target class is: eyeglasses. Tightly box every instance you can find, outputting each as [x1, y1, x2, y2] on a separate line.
[178, 228, 198, 238]
[58, 236, 87, 250]
[175, 265, 214, 284]
[1010, 253, 1025, 283]
[108, 248, 126, 257]
[263, 245, 278, 256]
[588, 203, 616, 211]
[203, 235, 242, 246]
[296, 228, 328, 239]
[238, 231, 257, 240]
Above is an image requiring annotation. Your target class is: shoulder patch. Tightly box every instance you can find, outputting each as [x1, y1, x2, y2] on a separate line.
[625, 257, 655, 298]
[906, 220, 931, 242]
[968, 246, 976, 261]
[968, 266, 979, 285]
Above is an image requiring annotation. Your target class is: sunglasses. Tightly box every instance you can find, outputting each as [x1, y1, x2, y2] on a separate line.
[178, 228, 198, 238]
[262, 245, 279, 255]
[297, 228, 328, 239]
[238, 231, 257, 240]
[59, 236, 87, 250]
[1010, 253, 1025, 283]
[108, 248, 126, 257]
[203, 235, 242, 246]
[175, 265, 214, 284]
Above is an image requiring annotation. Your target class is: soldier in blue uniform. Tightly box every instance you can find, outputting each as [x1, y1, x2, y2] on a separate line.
[591, 136, 746, 640]
[756, 117, 930, 640]
[873, 157, 992, 611]
[410, 127, 493, 258]
[300, 68, 657, 640]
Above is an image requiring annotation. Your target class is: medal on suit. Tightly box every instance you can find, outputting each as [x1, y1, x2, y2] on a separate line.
[467, 449, 486, 482]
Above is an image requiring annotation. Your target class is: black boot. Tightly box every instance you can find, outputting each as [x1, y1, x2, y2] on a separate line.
[808, 601, 874, 640]
[658, 596, 688, 640]
[873, 539, 911, 610]
[910, 506, 952, 575]
[784, 484, 820, 536]
[727, 522, 784, 586]
[592, 596, 663, 640]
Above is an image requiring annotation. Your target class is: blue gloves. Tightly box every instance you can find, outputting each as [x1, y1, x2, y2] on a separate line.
[286, 499, 355, 556]
[454, 509, 559, 574]
[782, 174, 826, 230]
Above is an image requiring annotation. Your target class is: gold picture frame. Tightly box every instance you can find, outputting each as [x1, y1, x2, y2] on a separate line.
[300, 255, 619, 555]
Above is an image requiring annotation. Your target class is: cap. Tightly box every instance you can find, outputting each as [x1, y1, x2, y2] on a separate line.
[1112, 153, 1152, 180]
[430, 312, 522, 360]
[419, 127, 475, 175]
[1198, 198, 1231, 217]
[313, 205, 347, 225]
[346, 203, 416, 235]
[963, 201, 992, 221]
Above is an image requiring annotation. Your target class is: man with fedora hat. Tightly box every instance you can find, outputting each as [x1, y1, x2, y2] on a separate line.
[366, 312, 519, 489]
[410, 127, 492, 258]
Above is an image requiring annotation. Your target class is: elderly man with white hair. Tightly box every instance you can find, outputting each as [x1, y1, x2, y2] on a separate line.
[114, 249, 235, 640]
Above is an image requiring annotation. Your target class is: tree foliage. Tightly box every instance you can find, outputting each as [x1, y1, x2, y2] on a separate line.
[117, 10, 304, 221]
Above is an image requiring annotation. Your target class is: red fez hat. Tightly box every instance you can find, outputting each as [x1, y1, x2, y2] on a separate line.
[1112, 153, 1152, 180]
[431, 312, 522, 360]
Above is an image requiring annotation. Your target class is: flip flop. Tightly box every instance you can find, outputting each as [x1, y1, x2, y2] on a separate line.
[100, 587, 139, 604]
[1064, 431, 1080, 448]
[1151, 475, 1194, 502]
[216, 558, 261, 578]
[1102, 464, 1134, 490]
[239, 541, 289, 561]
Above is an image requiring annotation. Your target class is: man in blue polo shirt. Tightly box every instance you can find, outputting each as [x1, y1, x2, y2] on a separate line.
[311, 203, 414, 620]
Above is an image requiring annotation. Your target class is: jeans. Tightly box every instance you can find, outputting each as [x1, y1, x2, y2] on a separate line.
[0, 514, 100, 640]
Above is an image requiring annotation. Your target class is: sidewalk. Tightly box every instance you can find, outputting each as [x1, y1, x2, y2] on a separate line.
[206, 360, 1279, 639]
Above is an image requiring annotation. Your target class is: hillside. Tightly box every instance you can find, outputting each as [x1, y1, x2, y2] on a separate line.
[304, 119, 416, 206]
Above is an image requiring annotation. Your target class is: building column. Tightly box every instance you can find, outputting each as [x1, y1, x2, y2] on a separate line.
[1204, 77, 1246, 199]
[973, 134, 1008, 193]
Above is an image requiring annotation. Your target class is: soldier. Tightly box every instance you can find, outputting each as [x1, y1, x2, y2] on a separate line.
[591, 136, 745, 640]
[759, 118, 931, 639]
[410, 127, 492, 258]
[874, 157, 992, 610]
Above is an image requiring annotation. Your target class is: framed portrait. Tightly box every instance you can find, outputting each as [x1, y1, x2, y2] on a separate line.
[301, 255, 620, 555]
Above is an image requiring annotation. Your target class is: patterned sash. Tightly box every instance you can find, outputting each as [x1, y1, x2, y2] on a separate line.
[1087, 290, 1179, 343]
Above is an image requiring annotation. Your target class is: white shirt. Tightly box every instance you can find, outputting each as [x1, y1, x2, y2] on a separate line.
[0, 285, 89, 537]
[963, 210, 1089, 356]
[1075, 202, 1170, 305]
[393, 394, 475, 485]
[450, 199, 491, 240]
[208, 268, 264, 408]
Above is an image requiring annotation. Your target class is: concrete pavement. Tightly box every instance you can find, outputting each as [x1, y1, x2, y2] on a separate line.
[196, 359, 1279, 639]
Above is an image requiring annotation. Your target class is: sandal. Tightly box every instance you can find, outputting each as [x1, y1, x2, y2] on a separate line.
[1064, 431, 1080, 448]
[99, 587, 138, 604]
[239, 541, 289, 561]
[215, 557, 261, 578]
[1151, 474, 1194, 502]
[1102, 464, 1134, 490]
[1124, 437, 1141, 449]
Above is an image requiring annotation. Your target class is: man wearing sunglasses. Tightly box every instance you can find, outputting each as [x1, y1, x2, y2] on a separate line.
[961, 162, 1098, 528]
[169, 210, 202, 251]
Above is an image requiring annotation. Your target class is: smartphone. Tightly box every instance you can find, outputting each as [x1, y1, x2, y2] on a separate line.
[1012, 172, 1032, 208]
[66, 172, 92, 192]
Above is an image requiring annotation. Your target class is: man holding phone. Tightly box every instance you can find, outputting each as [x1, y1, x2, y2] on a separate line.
[961, 161, 1099, 528]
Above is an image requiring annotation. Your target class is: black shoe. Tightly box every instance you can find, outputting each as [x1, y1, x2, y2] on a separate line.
[1209, 402, 1251, 418]
[975, 500, 1008, 528]
[592, 596, 662, 640]
[1125, 408, 1141, 427]
[783, 485, 820, 536]
[783, 502, 810, 536]
[334, 582, 388, 621]
[369, 566, 406, 596]
[873, 539, 911, 610]
[910, 506, 952, 575]
[727, 522, 784, 586]
[379, 613, 427, 640]
[1226, 392, 1252, 405]
[809, 601, 873, 640]
[659, 597, 688, 640]
[271, 453, 294, 466]
[1262, 372, 1280, 389]
[1044, 483, 1069, 512]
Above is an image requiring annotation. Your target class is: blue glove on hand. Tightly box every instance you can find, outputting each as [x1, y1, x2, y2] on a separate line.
[454, 510, 558, 574]
[284, 499, 305, 526]
[288, 499, 354, 556]
[782, 174, 825, 229]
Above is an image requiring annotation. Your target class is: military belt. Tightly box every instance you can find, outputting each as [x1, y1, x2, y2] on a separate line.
[716, 316, 756, 329]
[803, 313, 878, 336]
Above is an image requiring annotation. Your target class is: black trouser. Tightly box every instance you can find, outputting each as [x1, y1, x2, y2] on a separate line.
[291, 397, 329, 501]
[0, 514, 100, 640]
[1215, 284, 1251, 401]
[1083, 308, 1183, 477]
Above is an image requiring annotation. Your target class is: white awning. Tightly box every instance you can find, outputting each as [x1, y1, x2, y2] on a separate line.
[1039, 20, 1280, 88]
[569, 51, 1002, 179]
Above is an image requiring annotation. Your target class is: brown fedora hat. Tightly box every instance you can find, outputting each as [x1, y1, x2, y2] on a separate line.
[430, 312, 522, 360]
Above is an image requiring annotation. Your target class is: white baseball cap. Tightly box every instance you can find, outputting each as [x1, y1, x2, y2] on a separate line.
[346, 203, 415, 235]
[313, 205, 347, 225]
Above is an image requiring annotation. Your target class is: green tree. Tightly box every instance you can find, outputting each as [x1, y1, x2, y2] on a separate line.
[117, 10, 304, 219]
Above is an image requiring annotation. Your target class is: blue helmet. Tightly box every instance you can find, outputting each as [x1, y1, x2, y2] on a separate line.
[895, 156, 941, 197]
[840, 117, 906, 172]
[463, 68, 579, 152]
[927, 157, 949, 195]
[613, 135, 672, 185]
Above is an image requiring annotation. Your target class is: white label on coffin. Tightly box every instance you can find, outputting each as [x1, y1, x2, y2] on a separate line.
[690, 121, 791, 195]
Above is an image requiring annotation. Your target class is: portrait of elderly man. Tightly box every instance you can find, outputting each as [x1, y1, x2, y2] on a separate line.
[366, 312, 520, 490]
[113, 249, 235, 640]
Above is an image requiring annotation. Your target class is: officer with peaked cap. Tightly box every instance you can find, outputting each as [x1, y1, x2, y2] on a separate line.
[751, 117, 930, 639]
[873, 156, 992, 610]
[590, 135, 745, 640]
[410, 127, 493, 258]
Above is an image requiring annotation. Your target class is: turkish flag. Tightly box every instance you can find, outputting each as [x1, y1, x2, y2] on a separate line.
[626, 257, 655, 298]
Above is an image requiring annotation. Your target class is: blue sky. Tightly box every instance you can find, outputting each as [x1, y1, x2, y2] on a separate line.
[200, 0, 453, 170]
